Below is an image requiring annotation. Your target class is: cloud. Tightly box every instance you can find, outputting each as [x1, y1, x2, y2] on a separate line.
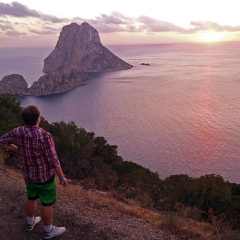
[0, 21, 14, 31]
[0, 1, 40, 17]
[72, 16, 127, 33]
[7, 29, 26, 37]
[84, 14, 195, 34]
[73, 11, 136, 33]
[0, 19, 11, 23]
[136, 16, 240, 34]
[98, 14, 125, 24]
[111, 11, 133, 21]
[137, 16, 188, 33]
[190, 21, 240, 32]
[90, 23, 125, 33]
[0, 1, 67, 23]
[29, 26, 60, 35]
[0, 1, 240, 40]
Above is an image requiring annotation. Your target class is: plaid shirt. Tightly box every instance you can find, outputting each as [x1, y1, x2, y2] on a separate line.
[0, 126, 60, 183]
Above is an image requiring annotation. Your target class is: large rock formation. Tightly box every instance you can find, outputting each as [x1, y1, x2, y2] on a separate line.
[43, 22, 132, 74]
[0, 74, 28, 95]
[1, 22, 133, 96]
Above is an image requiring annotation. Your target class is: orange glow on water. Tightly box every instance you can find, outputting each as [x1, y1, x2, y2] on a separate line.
[186, 66, 224, 169]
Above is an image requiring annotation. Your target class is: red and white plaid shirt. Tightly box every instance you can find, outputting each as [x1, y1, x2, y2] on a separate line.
[0, 126, 60, 183]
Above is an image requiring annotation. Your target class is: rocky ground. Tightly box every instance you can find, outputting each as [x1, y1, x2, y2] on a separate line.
[0, 164, 180, 240]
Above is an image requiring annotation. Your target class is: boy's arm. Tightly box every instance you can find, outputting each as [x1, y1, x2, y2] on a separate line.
[54, 165, 67, 187]
[44, 133, 67, 187]
[2, 144, 18, 152]
[0, 131, 17, 151]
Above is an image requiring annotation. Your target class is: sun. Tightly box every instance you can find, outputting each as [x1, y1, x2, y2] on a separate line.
[198, 31, 226, 43]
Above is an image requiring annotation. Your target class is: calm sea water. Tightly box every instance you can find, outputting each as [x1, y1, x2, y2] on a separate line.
[1, 42, 240, 183]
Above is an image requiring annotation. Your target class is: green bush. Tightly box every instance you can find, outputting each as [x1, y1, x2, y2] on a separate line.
[0, 94, 23, 135]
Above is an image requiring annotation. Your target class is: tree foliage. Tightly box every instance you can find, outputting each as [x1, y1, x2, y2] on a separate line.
[0, 94, 23, 135]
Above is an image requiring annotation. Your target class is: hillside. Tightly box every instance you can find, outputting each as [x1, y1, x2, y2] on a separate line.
[2, 163, 238, 240]
[0, 164, 178, 240]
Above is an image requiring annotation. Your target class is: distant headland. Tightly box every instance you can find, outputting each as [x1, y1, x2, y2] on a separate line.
[0, 22, 133, 96]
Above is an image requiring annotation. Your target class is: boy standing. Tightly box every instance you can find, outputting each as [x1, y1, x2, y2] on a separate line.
[0, 105, 67, 239]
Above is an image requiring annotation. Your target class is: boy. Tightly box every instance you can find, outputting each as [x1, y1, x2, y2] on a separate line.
[0, 105, 67, 239]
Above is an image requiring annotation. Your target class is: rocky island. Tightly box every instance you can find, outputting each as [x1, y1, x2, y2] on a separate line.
[0, 22, 133, 96]
[0, 74, 28, 95]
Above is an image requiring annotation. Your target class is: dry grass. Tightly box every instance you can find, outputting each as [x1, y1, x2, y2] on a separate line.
[83, 191, 240, 240]
[160, 205, 240, 240]
[2, 164, 240, 240]
[69, 188, 240, 240]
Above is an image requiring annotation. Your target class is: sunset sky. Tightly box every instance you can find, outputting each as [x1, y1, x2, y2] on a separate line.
[0, 0, 240, 47]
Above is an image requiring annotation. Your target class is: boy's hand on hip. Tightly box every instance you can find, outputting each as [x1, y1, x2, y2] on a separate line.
[59, 177, 68, 187]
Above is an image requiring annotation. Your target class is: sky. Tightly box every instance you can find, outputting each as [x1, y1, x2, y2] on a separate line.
[0, 0, 240, 47]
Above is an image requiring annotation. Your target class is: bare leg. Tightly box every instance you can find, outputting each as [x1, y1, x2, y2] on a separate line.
[41, 206, 53, 226]
[25, 199, 38, 217]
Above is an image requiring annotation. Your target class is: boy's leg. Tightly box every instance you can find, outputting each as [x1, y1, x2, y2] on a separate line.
[25, 182, 41, 231]
[39, 181, 55, 231]
[25, 199, 38, 217]
[25, 199, 41, 231]
[41, 205, 53, 226]
[39, 180, 66, 238]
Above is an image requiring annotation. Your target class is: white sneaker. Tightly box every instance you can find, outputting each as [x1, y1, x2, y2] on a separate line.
[44, 226, 66, 239]
[25, 216, 41, 231]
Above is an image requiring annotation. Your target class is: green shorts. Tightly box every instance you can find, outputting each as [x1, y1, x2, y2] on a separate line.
[26, 177, 56, 206]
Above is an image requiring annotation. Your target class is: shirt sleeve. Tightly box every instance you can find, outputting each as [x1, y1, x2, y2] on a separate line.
[43, 133, 60, 169]
[0, 131, 15, 147]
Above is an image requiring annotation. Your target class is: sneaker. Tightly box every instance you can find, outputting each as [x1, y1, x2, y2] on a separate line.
[44, 226, 66, 239]
[25, 216, 41, 231]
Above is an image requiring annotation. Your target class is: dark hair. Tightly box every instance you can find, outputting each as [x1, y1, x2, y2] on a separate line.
[22, 105, 40, 126]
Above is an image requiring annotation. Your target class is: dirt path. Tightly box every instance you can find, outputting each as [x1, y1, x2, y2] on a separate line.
[0, 165, 178, 240]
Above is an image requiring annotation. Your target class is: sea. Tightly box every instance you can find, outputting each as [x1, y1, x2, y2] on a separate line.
[1, 42, 240, 183]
